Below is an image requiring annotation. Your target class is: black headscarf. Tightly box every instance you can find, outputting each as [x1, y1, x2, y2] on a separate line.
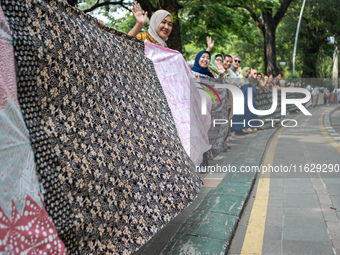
[191, 50, 214, 78]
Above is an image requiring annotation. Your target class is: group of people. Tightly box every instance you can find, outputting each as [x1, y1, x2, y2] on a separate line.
[308, 86, 340, 107]
[88, 3, 337, 165]
[123, 5, 266, 166]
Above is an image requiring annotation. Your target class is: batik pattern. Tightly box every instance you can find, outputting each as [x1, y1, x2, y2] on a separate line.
[1, 0, 202, 254]
[0, 5, 66, 254]
[198, 77, 230, 158]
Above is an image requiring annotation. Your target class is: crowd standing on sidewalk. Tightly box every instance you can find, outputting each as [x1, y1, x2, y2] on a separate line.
[125, 2, 340, 166]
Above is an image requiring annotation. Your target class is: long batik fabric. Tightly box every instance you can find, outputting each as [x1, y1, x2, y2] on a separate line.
[0, 6, 67, 254]
[144, 42, 211, 166]
[1, 0, 202, 254]
[198, 77, 230, 158]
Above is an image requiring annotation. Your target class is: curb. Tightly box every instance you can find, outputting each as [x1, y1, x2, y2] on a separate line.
[160, 128, 277, 255]
[323, 104, 340, 143]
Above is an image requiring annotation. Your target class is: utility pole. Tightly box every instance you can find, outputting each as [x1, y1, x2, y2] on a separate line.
[292, 0, 307, 76]
[333, 41, 338, 90]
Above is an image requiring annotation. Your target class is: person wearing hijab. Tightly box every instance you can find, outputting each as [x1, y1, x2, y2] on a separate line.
[191, 50, 215, 78]
[240, 66, 250, 87]
[128, 3, 172, 48]
[240, 67, 251, 79]
[208, 53, 224, 77]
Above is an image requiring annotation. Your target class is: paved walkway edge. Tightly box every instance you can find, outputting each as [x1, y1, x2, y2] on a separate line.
[323, 104, 340, 135]
[160, 128, 278, 255]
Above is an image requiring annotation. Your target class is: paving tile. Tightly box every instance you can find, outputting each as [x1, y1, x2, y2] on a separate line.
[214, 182, 252, 199]
[263, 226, 282, 240]
[266, 214, 284, 227]
[267, 204, 284, 216]
[268, 199, 284, 208]
[282, 240, 333, 255]
[283, 199, 321, 209]
[283, 193, 318, 201]
[261, 239, 282, 255]
[227, 171, 256, 183]
[190, 211, 238, 240]
[282, 226, 330, 241]
[283, 216, 326, 228]
[160, 235, 227, 255]
[283, 208, 323, 218]
[283, 186, 316, 194]
[204, 194, 245, 216]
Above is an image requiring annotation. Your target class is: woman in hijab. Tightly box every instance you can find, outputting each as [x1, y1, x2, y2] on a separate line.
[128, 3, 172, 48]
[240, 67, 250, 87]
[192, 51, 227, 167]
[240, 67, 251, 79]
[208, 53, 224, 77]
[191, 50, 225, 78]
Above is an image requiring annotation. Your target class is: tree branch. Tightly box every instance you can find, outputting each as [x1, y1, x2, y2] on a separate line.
[273, 0, 294, 26]
[225, 4, 264, 33]
[136, 0, 157, 18]
[82, 0, 127, 13]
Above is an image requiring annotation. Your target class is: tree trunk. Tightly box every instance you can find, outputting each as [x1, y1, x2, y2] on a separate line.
[262, 11, 277, 76]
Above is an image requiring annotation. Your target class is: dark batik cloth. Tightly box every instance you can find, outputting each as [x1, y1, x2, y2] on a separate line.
[199, 78, 230, 158]
[1, 0, 202, 254]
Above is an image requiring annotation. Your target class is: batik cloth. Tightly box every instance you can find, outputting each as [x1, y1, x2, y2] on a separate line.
[144, 42, 211, 166]
[0, 5, 66, 254]
[1, 0, 202, 254]
[196, 77, 230, 158]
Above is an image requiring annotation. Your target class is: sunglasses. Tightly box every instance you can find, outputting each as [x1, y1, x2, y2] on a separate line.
[234, 59, 241, 63]
[253, 73, 258, 75]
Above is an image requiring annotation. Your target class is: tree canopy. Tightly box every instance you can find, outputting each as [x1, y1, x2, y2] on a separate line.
[69, 0, 340, 80]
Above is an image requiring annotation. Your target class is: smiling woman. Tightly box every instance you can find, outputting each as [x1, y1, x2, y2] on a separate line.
[127, 3, 172, 48]
[191, 50, 225, 79]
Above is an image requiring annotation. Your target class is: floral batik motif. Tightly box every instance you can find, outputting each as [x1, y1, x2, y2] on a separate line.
[0, 5, 67, 254]
[1, 0, 202, 254]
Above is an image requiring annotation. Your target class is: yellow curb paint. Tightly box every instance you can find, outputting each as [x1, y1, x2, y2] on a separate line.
[319, 108, 340, 154]
[240, 114, 300, 254]
[240, 129, 280, 254]
[240, 108, 339, 254]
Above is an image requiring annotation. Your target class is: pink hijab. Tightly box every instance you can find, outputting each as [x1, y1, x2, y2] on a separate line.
[148, 10, 172, 48]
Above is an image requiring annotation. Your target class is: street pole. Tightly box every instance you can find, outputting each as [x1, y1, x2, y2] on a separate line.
[292, 0, 307, 76]
[333, 41, 338, 90]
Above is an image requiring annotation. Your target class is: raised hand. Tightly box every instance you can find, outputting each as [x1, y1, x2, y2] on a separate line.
[128, 3, 148, 37]
[131, 2, 148, 26]
[206, 36, 214, 52]
[216, 61, 225, 77]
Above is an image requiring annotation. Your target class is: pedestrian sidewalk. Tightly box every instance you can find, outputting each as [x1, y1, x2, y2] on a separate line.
[133, 126, 277, 255]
